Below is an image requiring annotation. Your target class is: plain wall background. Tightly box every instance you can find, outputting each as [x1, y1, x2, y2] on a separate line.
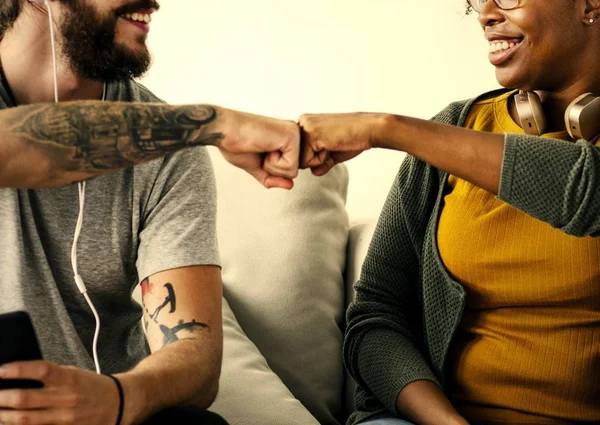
[140, 0, 500, 220]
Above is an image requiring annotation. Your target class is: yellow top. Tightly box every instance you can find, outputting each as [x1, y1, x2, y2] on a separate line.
[439, 91, 600, 424]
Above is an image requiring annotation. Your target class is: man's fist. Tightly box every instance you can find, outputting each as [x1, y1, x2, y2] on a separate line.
[218, 109, 300, 189]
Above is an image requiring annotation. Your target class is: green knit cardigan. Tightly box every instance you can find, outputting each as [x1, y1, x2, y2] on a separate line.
[343, 89, 600, 425]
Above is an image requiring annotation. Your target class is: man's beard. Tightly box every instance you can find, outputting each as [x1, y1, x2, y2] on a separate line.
[59, 0, 156, 82]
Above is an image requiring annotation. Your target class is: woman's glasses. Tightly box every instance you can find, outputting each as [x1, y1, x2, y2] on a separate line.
[467, 0, 519, 13]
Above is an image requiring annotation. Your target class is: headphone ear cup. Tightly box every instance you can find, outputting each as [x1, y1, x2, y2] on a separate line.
[514, 91, 547, 135]
[565, 92, 600, 141]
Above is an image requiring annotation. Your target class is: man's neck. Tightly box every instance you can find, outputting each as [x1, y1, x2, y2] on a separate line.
[0, 27, 104, 105]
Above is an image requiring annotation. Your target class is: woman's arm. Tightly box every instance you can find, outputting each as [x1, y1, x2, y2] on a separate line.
[397, 381, 468, 425]
[380, 115, 504, 195]
[299, 111, 600, 236]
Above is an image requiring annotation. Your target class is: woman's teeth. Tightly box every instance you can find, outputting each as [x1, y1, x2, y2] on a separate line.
[122, 13, 152, 24]
[489, 41, 518, 53]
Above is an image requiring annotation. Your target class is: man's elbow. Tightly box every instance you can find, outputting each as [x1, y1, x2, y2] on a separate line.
[190, 375, 220, 409]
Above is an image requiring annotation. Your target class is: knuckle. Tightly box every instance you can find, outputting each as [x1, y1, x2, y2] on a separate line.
[11, 363, 23, 377]
[63, 409, 77, 424]
[68, 391, 80, 408]
[299, 115, 314, 127]
[291, 131, 301, 144]
[288, 141, 300, 154]
[14, 412, 31, 425]
[38, 362, 51, 379]
[63, 366, 79, 386]
[13, 391, 30, 408]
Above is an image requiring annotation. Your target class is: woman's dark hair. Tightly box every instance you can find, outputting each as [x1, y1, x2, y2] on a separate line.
[0, 0, 24, 38]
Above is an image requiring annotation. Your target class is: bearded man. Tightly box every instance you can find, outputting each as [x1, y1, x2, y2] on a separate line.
[0, 1, 300, 424]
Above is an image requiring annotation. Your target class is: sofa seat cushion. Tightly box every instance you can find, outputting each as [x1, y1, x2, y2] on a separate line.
[210, 297, 320, 425]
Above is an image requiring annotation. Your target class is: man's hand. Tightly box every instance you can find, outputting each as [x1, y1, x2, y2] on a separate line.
[298, 112, 383, 176]
[0, 361, 119, 425]
[218, 109, 300, 189]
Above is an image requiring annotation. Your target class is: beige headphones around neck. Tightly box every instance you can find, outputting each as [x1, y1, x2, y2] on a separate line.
[514, 90, 600, 142]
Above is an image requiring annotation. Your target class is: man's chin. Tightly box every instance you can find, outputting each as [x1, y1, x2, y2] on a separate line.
[115, 34, 149, 53]
[113, 41, 152, 70]
[71, 51, 151, 82]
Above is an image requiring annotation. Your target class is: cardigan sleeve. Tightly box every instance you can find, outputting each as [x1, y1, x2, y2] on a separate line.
[500, 134, 600, 237]
[343, 154, 441, 413]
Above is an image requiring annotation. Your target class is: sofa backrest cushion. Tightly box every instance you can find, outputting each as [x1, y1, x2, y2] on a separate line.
[211, 151, 349, 425]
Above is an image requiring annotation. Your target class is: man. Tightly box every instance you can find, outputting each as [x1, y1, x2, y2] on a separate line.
[0, 0, 299, 424]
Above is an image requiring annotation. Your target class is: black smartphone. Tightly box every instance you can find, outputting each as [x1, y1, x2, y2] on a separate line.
[0, 311, 44, 390]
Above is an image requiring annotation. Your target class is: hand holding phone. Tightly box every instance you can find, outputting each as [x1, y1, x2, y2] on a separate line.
[0, 311, 44, 389]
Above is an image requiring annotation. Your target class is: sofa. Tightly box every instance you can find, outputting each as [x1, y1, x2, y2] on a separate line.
[205, 150, 379, 425]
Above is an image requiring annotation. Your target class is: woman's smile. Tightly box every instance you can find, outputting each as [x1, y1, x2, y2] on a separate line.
[488, 37, 523, 66]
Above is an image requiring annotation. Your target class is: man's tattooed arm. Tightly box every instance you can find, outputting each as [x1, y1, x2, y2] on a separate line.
[0, 101, 227, 188]
[142, 280, 209, 348]
[124, 266, 223, 420]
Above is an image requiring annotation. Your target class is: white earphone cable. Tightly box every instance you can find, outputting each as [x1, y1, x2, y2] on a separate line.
[70, 179, 102, 375]
[45, 0, 58, 103]
[44, 0, 103, 375]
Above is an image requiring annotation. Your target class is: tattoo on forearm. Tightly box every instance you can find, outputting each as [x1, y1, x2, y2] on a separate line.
[10, 102, 224, 173]
[160, 320, 208, 346]
[141, 279, 208, 347]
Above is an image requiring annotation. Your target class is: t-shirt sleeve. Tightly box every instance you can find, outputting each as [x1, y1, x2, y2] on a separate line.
[136, 146, 220, 281]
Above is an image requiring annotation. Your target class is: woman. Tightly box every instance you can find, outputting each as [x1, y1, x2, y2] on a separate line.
[299, 0, 600, 424]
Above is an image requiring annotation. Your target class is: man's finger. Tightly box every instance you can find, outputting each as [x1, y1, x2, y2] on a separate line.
[0, 388, 75, 409]
[0, 407, 73, 425]
[311, 156, 336, 177]
[0, 361, 55, 383]
[263, 151, 298, 180]
[264, 175, 294, 190]
[249, 167, 293, 190]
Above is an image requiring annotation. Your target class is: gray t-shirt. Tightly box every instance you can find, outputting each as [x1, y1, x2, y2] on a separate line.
[0, 79, 220, 373]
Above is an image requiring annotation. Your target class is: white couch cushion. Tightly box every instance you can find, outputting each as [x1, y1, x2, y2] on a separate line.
[210, 297, 319, 425]
[211, 150, 349, 425]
